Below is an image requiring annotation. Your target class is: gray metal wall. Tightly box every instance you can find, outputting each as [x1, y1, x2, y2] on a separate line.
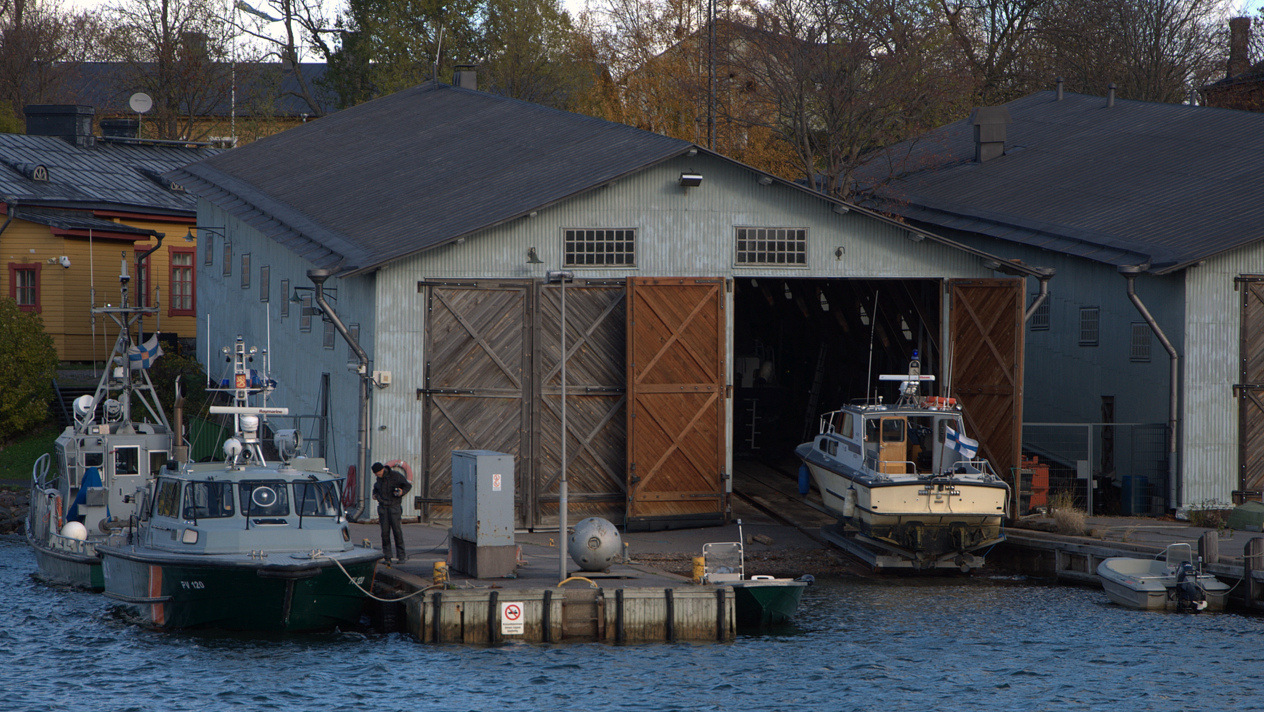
[1183, 241, 1264, 507]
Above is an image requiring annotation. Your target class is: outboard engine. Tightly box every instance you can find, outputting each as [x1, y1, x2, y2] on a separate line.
[1174, 562, 1208, 613]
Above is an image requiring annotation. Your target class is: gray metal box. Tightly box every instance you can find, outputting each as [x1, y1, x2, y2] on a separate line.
[450, 450, 514, 546]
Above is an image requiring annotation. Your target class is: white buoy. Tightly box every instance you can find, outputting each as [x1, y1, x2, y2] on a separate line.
[61, 521, 88, 541]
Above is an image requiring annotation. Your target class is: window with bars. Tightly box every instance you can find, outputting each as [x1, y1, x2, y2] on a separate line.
[1029, 293, 1050, 331]
[323, 320, 336, 349]
[735, 227, 807, 265]
[1079, 307, 1100, 346]
[280, 278, 290, 318]
[259, 265, 269, 302]
[300, 295, 312, 332]
[222, 241, 232, 277]
[1130, 322, 1151, 362]
[169, 248, 195, 315]
[203, 231, 214, 266]
[563, 228, 635, 266]
[240, 253, 251, 289]
[9, 263, 39, 312]
[347, 323, 359, 363]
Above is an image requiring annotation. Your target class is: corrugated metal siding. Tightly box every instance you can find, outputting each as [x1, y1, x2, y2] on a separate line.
[373, 263, 427, 517]
[1181, 241, 1264, 507]
[196, 202, 377, 486]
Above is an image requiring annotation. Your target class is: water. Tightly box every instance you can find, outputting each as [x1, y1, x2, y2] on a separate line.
[5, 533, 1264, 712]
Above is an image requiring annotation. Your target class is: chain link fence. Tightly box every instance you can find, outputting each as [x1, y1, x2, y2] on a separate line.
[1020, 423, 1168, 516]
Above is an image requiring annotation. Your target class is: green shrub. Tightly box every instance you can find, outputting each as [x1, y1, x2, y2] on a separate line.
[0, 298, 56, 440]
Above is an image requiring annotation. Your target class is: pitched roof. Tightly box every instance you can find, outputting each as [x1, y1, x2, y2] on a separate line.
[0, 133, 214, 215]
[168, 81, 694, 272]
[860, 91, 1264, 274]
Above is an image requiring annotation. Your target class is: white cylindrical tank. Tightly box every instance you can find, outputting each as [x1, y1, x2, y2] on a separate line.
[568, 517, 622, 572]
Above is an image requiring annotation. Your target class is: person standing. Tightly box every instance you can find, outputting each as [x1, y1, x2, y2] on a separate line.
[372, 461, 411, 564]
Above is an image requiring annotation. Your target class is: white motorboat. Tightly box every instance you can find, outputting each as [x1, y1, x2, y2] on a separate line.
[795, 355, 1009, 570]
[1097, 543, 1229, 612]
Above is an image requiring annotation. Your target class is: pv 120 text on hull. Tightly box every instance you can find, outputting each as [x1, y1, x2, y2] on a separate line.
[796, 355, 1009, 571]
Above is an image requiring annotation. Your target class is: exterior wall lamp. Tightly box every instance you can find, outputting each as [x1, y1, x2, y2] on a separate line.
[679, 173, 703, 188]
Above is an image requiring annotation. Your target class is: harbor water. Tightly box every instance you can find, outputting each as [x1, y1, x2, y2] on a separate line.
[4, 534, 1263, 712]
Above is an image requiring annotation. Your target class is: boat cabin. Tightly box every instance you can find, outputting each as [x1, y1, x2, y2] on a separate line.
[820, 401, 977, 478]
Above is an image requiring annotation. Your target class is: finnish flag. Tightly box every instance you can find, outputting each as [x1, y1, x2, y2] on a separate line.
[127, 334, 164, 369]
[945, 427, 979, 459]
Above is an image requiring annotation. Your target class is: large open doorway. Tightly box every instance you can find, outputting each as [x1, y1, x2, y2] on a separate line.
[733, 278, 945, 463]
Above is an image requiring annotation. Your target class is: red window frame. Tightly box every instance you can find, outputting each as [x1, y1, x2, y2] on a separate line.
[8, 262, 40, 312]
[168, 247, 196, 316]
[133, 248, 151, 307]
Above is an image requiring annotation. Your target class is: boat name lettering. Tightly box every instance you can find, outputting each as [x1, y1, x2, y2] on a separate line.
[180, 580, 205, 590]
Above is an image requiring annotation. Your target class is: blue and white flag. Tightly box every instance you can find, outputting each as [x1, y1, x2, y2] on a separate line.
[127, 335, 163, 369]
[945, 427, 979, 459]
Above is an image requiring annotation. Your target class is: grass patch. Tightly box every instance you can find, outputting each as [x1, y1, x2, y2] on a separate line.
[0, 426, 58, 483]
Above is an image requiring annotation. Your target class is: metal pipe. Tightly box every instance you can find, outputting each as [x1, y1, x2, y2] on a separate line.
[547, 270, 574, 581]
[1024, 275, 1051, 322]
[309, 268, 373, 521]
[1121, 267, 1179, 509]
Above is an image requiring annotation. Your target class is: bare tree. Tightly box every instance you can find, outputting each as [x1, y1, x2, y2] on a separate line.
[0, 0, 108, 129]
[231, 0, 335, 118]
[938, 0, 1053, 102]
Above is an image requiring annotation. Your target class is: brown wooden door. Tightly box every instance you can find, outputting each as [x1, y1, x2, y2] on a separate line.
[948, 278, 1025, 489]
[534, 279, 627, 528]
[626, 277, 727, 530]
[1239, 276, 1264, 498]
[421, 280, 531, 525]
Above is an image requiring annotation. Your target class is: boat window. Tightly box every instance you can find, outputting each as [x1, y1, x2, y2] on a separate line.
[294, 481, 340, 517]
[114, 447, 140, 475]
[148, 451, 168, 477]
[842, 412, 854, 437]
[84, 451, 103, 468]
[239, 481, 290, 517]
[184, 481, 236, 519]
[154, 479, 181, 518]
[865, 418, 879, 442]
[881, 418, 905, 443]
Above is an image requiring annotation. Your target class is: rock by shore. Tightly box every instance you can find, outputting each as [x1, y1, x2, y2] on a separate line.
[0, 488, 29, 535]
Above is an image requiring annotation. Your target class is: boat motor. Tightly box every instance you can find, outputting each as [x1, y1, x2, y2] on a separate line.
[1174, 562, 1208, 613]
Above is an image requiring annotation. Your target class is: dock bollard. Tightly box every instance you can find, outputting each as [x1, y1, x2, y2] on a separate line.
[692, 556, 706, 584]
[433, 561, 448, 587]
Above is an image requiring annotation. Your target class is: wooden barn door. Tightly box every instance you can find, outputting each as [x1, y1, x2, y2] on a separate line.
[420, 280, 531, 525]
[1238, 276, 1264, 500]
[625, 277, 727, 530]
[948, 278, 1025, 490]
[534, 279, 627, 528]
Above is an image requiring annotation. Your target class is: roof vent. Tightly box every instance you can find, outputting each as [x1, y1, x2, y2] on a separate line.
[100, 117, 140, 139]
[1107, 83, 1116, 107]
[453, 64, 477, 90]
[23, 105, 95, 148]
[969, 106, 1011, 163]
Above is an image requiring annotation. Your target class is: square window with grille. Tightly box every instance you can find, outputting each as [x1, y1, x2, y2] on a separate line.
[1079, 307, 1100, 346]
[563, 228, 635, 267]
[1029, 293, 1050, 331]
[735, 227, 807, 265]
[1130, 322, 1151, 362]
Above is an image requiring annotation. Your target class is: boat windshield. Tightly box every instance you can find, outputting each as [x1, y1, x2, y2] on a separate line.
[183, 481, 236, 519]
[294, 481, 340, 517]
[239, 481, 290, 517]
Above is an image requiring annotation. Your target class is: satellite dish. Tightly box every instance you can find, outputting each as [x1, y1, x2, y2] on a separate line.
[129, 92, 153, 114]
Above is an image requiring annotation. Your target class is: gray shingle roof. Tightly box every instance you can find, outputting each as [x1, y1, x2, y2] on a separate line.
[167, 81, 695, 272]
[860, 91, 1264, 274]
[0, 133, 214, 215]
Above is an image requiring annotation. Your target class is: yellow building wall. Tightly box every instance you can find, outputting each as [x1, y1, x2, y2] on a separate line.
[0, 216, 200, 362]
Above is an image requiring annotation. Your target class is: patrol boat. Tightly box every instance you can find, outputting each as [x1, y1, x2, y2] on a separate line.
[27, 257, 174, 590]
[97, 336, 381, 631]
[795, 355, 1009, 571]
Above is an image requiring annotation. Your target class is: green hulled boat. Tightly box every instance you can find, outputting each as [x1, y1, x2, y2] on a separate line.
[702, 523, 810, 629]
[98, 337, 381, 631]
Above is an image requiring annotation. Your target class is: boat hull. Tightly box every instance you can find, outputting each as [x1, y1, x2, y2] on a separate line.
[26, 531, 104, 590]
[100, 546, 381, 631]
[729, 579, 807, 627]
[1097, 558, 1229, 612]
[797, 446, 1006, 564]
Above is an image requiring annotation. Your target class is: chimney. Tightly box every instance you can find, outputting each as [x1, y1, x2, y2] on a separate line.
[100, 117, 139, 139]
[24, 105, 95, 148]
[453, 64, 477, 90]
[1107, 82, 1116, 107]
[1056, 76, 1064, 100]
[1229, 16, 1251, 78]
[969, 106, 1011, 163]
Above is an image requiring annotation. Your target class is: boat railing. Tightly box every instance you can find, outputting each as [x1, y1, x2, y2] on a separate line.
[701, 542, 744, 583]
[946, 458, 1002, 480]
[1160, 542, 1196, 568]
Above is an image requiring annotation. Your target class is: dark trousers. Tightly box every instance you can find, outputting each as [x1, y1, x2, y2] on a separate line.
[379, 503, 405, 560]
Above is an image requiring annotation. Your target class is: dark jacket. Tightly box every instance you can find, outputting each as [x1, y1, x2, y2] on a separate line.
[372, 467, 412, 507]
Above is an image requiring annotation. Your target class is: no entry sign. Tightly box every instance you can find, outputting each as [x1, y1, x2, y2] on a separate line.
[501, 601, 524, 635]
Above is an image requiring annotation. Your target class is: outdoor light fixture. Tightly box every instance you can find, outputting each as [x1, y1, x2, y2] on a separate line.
[526, 247, 543, 264]
[758, 175, 773, 186]
[834, 246, 845, 260]
[679, 173, 703, 188]
[832, 204, 849, 215]
[183, 226, 225, 243]
[906, 231, 925, 242]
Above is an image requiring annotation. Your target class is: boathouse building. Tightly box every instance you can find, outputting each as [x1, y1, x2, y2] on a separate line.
[168, 78, 1051, 529]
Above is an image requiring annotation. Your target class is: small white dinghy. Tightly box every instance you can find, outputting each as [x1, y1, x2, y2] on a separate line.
[1097, 543, 1229, 612]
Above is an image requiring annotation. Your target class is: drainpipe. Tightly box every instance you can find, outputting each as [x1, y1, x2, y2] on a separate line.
[134, 230, 163, 338]
[309, 268, 373, 521]
[1120, 265, 1179, 510]
[1024, 274, 1052, 322]
[0, 198, 16, 237]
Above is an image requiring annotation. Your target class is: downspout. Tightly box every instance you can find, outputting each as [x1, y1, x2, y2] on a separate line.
[135, 230, 163, 338]
[0, 198, 16, 237]
[1024, 274, 1051, 322]
[1120, 265, 1180, 510]
[308, 268, 373, 521]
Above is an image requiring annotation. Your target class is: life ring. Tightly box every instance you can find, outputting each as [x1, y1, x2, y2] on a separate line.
[385, 459, 414, 483]
[52, 492, 64, 533]
[926, 396, 957, 409]
[342, 465, 357, 507]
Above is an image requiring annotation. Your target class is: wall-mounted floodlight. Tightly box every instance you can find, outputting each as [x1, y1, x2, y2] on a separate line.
[526, 247, 543, 264]
[982, 259, 1001, 270]
[679, 173, 703, 188]
[758, 175, 773, 186]
[834, 246, 844, 260]
[832, 204, 849, 215]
